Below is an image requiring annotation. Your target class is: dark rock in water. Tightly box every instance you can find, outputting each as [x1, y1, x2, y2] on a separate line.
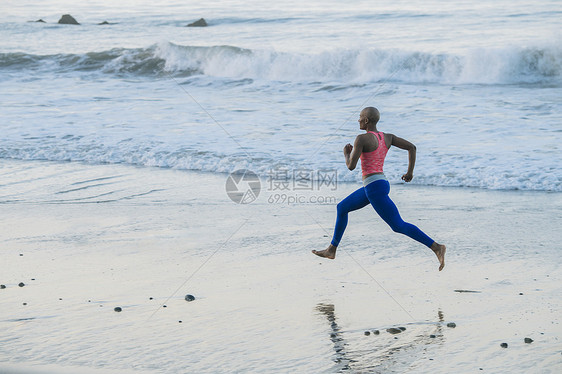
[399, 327, 406, 331]
[373, 330, 380, 335]
[364, 331, 370, 336]
[500, 342, 508, 348]
[98, 21, 110, 25]
[114, 307, 122, 312]
[430, 334, 436, 338]
[185, 294, 195, 302]
[30, 19, 46, 23]
[58, 14, 80, 25]
[1, 285, 6, 289]
[524, 338, 533, 344]
[386, 327, 402, 334]
[447, 322, 456, 328]
[187, 18, 207, 27]
[18, 282, 25, 287]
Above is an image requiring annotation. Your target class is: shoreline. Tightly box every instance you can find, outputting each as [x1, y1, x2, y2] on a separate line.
[1, 159, 560, 373]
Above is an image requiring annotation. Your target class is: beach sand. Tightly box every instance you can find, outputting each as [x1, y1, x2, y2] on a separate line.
[1, 159, 561, 373]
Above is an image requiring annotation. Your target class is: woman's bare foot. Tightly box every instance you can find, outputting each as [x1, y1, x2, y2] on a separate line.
[312, 244, 337, 259]
[430, 242, 446, 271]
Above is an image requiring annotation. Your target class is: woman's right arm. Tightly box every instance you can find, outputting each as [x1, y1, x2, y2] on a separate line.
[390, 134, 416, 182]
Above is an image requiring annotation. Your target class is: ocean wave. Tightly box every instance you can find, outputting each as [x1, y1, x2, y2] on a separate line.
[1, 42, 561, 85]
[0, 141, 560, 192]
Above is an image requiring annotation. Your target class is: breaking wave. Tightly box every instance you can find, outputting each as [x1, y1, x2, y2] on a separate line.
[1, 42, 561, 85]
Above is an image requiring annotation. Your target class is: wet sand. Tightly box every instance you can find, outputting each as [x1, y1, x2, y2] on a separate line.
[0, 159, 561, 373]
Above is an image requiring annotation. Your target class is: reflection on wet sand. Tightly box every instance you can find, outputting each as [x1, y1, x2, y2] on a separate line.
[316, 303, 353, 371]
[316, 304, 448, 373]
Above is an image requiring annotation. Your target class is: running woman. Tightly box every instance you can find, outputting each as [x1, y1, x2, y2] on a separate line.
[312, 107, 446, 271]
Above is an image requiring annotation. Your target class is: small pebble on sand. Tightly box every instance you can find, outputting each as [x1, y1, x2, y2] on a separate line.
[399, 327, 406, 331]
[500, 343, 508, 348]
[447, 322, 456, 328]
[373, 330, 380, 335]
[1, 285, 6, 289]
[386, 328, 402, 334]
[114, 307, 122, 312]
[364, 331, 370, 336]
[18, 282, 25, 287]
[430, 334, 436, 338]
[185, 294, 195, 302]
[524, 338, 533, 344]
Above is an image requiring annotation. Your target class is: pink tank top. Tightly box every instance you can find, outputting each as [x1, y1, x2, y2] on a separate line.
[360, 131, 388, 176]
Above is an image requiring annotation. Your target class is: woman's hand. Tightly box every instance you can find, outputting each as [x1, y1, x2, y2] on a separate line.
[401, 172, 413, 182]
[343, 143, 353, 155]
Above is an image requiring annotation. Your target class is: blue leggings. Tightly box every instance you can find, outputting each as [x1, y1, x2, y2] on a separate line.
[331, 180, 434, 248]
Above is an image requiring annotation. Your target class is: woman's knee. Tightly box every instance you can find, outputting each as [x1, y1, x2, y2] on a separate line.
[388, 220, 406, 234]
[336, 201, 348, 215]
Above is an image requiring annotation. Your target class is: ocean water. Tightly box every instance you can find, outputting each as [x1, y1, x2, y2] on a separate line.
[1, 0, 561, 192]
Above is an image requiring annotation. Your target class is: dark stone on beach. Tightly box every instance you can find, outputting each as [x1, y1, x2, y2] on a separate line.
[399, 327, 406, 331]
[447, 322, 456, 328]
[185, 294, 195, 302]
[373, 330, 380, 335]
[20, 253, 23, 256]
[179, 320, 182, 323]
[58, 14, 80, 25]
[163, 305, 167, 308]
[149, 297, 154, 300]
[364, 331, 370, 336]
[23, 303, 27, 305]
[500, 343, 508, 348]
[524, 338, 533, 344]
[1, 285, 6, 289]
[330, 333, 337, 338]
[519, 293, 524, 295]
[454, 289, 481, 293]
[114, 307, 122, 312]
[430, 334, 436, 338]
[18, 282, 25, 287]
[386, 328, 402, 334]
[187, 18, 207, 27]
